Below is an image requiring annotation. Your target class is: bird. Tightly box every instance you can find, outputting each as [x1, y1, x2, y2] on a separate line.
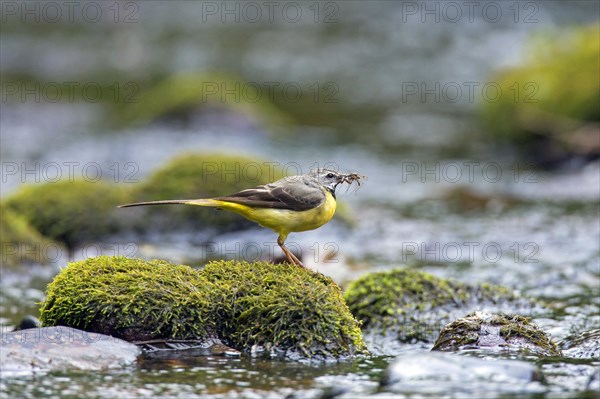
[118, 169, 365, 268]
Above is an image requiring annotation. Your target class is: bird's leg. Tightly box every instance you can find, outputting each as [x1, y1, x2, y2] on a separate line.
[277, 235, 305, 268]
[287, 249, 304, 267]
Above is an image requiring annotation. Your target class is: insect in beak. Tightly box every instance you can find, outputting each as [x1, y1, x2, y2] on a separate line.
[341, 173, 367, 193]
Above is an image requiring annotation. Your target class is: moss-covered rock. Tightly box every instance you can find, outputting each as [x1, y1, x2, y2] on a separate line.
[39, 256, 214, 341]
[4, 180, 131, 249]
[40, 256, 367, 360]
[203, 260, 366, 358]
[432, 311, 561, 356]
[480, 23, 599, 164]
[343, 268, 537, 348]
[0, 207, 65, 268]
[130, 153, 285, 232]
[115, 72, 291, 131]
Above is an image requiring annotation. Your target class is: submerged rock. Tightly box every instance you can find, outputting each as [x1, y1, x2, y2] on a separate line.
[138, 337, 241, 361]
[1, 326, 140, 377]
[343, 268, 537, 354]
[39, 256, 366, 360]
[381, 352, 544, 396]
[432, 311, 561, 356]
[559, 329, 600, 359]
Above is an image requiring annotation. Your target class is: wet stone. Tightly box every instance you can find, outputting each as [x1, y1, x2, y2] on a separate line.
[381, 352, 545, 396]
[1, 326, 140, 377]
[559, 329, 600, 359]
[137, 337, 241, 359]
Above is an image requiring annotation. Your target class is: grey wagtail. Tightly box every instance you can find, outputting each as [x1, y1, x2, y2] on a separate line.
[119, 169, 364, 268]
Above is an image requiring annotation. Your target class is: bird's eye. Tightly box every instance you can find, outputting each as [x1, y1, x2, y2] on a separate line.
[326, 173, 335, 178]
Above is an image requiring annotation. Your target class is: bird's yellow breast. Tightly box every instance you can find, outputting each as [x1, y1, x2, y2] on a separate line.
[211, 189, 336, 235]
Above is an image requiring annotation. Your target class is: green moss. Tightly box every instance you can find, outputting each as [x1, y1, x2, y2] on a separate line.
[39, 256, 366, 359]
[480, 23, 599, 156]
[498, 314, 560, 354]
[0, 207, 65, 268]
[432, 312, 560, 356]
[115, 72, 291, 131]
[39, 256, 214, 341]
[429, 316, 482, 350]
[344, 269, 470, 330]
[343, 268, 531, 343]
[131, 153, 285, 231]
[203, 260, 366, 358]
[4, 180, 131, 249]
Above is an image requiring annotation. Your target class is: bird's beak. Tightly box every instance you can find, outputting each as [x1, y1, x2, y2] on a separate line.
[333, 174, 346, 190]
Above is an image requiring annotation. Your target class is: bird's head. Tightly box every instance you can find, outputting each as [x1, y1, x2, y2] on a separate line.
[309, 169, 347, 194]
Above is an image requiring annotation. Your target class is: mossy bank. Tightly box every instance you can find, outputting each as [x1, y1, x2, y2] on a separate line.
[40, 256, 366, 360]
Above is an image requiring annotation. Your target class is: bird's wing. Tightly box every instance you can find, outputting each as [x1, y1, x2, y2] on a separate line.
[215, 177, 325, 211]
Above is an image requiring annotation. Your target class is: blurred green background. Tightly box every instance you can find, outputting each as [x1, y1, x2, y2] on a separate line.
[1, 0, 599, 277]
[2, 1, 598, 169]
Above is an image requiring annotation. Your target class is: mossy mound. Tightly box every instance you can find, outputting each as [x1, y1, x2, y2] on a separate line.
[203, 260, 366, 358]
[4, 180, 131, 249]
[480, 23, 599, 164]
[115, 72, 290, 130]
[130, 153, 285, 232]
[432, 311, 560, 356]
[40, 256, 366, 360]
[0, 207, 65, 268]
[343, 268, 536, 345]
[39, 256, 214, 341]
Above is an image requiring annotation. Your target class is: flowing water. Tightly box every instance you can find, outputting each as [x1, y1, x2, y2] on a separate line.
[1, 1, 599, 398]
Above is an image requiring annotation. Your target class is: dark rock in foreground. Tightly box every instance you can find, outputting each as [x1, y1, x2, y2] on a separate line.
[432, 311, 561, 356]
[1, 326, 140, 377]
[13, 315, 41, 331]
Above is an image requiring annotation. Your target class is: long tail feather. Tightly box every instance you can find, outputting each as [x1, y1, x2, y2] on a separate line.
[118, 199, 218, 208]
